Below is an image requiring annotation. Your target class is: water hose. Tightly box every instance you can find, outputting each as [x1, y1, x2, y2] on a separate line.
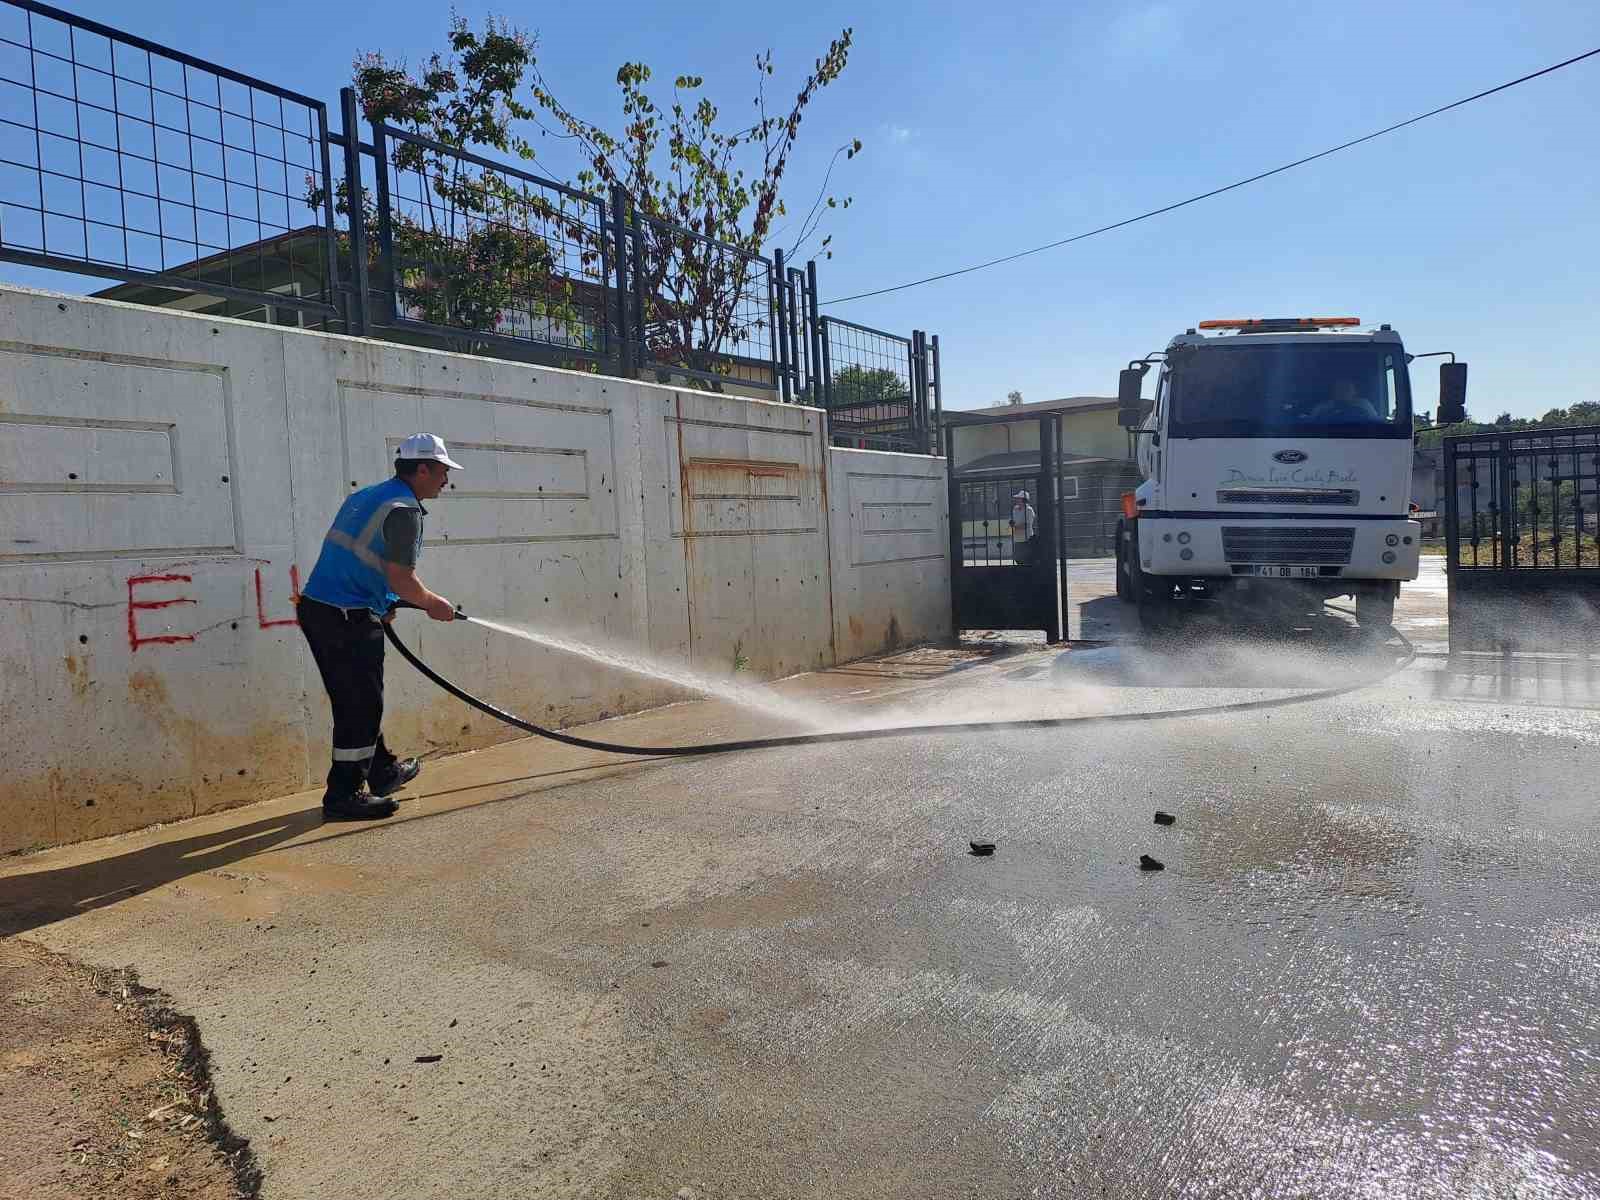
[383, 608, 1416, 759]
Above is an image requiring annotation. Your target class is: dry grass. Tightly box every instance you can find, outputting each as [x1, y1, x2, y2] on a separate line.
[1450, 535, 1600, 569]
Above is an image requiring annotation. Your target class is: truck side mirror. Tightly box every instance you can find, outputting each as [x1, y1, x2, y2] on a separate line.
[1437, 361, 1468, 425]
[1117, 367, 1147, 428]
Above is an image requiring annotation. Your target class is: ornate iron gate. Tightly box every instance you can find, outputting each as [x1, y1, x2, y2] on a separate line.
[1444, 425, 1600, 654]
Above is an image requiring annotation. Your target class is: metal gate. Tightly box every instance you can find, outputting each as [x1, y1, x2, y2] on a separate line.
[945, 415, 1066, 640]
[1444, 425, 1600, 654]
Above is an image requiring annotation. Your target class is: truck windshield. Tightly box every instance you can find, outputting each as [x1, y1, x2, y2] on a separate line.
[1168, 342, 1411, 439]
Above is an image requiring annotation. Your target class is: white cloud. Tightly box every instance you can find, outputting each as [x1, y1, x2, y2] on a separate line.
[883, 124, 913, 145]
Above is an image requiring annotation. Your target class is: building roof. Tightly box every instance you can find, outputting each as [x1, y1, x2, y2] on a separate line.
[956, 449, 1137, 479]
[944, 395, 1118, 425]
[92, 225, 328, 306]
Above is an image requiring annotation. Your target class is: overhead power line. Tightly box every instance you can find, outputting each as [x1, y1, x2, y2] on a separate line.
[823, 46, 1600, 305]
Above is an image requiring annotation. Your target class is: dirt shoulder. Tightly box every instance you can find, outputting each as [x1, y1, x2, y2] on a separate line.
[0, 937, 256, 1200]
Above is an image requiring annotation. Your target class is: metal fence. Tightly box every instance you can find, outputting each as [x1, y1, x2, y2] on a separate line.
[1444, 426, 1600, 572]
[817, 316, 941, 454]
[0, 0, 942, 447]
[959, 463, 1136, 563]
[367, 121, 609, 359]
[627, 207, 775, 389]
[0, 0, 337, 316]
[958, 475, 1037, 565]
[1443, 425, 1600, 655]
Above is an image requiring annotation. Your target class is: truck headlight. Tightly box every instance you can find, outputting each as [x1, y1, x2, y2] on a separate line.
[1382, 550, 1397, 564]
[1385, 534, 1399, 547]
[1177, 532, 1191, 545]
[1179, 548, 1194, 561]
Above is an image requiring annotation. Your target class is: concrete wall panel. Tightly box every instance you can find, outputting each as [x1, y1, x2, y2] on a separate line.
[827, 448, 953, 662]
[0, 286, 952, 851]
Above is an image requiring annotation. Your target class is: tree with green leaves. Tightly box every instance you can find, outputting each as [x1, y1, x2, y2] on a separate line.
[318, 17, 859, 383]
[831, 365, 907, 408]
[309, 21, 591, 347]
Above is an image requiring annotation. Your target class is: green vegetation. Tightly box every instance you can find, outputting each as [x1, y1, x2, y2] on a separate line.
[1415, 401, 1600, 448]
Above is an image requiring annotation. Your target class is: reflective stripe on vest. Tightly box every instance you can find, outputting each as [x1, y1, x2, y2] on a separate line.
[300, 478, 422, 613]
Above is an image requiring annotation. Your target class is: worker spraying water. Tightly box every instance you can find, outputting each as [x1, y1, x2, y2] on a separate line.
[309, 431, 1415, 775]
[296, 434, 463, 821]
[292, 421, 1416, 819]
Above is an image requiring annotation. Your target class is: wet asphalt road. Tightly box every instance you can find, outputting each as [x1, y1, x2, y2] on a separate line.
[11, 614, 1600, 1198]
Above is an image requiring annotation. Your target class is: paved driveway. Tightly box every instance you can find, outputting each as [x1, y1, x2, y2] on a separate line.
[5, 606, 1597, 1198]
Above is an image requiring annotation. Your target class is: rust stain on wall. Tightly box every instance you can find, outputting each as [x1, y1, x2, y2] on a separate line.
[683, 458, 804, 509]
[63, 655, 91, 700]
[125, 668, 170, 711]
[675, 394, 697, 655]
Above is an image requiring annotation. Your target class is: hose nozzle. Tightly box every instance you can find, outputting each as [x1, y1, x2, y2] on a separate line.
[391, 600, 467, 620]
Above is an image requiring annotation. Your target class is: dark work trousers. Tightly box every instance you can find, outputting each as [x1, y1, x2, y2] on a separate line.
[297, 597, 398, 798]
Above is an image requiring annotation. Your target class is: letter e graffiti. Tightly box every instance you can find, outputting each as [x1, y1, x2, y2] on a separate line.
[127, 574, 197, 652]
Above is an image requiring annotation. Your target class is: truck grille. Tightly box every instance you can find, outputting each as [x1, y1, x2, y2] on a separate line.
[1216, 488, 1359, 506]
[1222, 526, 1355, 564]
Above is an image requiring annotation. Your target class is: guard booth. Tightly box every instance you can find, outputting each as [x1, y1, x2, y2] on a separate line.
[944, 413, 1068, 641]
[1444, 425, 1600, 655]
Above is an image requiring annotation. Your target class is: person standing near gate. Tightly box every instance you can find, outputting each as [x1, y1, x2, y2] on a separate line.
[297, 434, 461, 820]
[1010, 490, 1037, 566]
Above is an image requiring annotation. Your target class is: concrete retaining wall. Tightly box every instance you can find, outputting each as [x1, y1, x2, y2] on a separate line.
[0, 286, 950, 851]
[826, 448, 951, 661]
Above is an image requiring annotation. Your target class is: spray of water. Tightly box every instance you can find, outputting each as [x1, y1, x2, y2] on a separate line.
[464, 616, 839, 731]
[464, 614, 1420, 742]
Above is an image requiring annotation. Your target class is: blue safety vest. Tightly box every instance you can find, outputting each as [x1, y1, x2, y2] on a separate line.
[301, 477, 424, 615]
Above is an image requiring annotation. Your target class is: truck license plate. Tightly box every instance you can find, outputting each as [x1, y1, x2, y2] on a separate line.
[1259, 565, 1319, 579]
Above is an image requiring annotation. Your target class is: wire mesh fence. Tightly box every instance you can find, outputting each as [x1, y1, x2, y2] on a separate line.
[372, 123, 608, 357]
[819, 316, 921, 451]
[0, 0, 335, 312]
[0, 1, 944, 428]
[627, 209, 776, 390]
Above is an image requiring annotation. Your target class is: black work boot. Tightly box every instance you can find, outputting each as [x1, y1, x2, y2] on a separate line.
[368, 757, 421, 798]
[321, 789, 398, 821]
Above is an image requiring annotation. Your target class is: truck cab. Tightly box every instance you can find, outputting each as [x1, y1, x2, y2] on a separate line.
[1114, 317, 1465, 631]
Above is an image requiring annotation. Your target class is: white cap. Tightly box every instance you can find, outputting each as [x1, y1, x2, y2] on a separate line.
[1013, 490, 1029, 501]
[395, 433, 463, 470]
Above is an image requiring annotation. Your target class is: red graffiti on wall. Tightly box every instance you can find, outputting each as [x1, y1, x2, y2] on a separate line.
[255, 563, 302, 629]
[126, 574, 197, 652]
[124, 561, 302, 651]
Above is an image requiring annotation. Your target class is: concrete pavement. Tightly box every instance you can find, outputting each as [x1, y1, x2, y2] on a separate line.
[5, 609, 1599, 1198]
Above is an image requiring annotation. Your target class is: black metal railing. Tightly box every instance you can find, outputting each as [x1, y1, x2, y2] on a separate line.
[0, 1, 942, 444]
[958, 475, 1038, 565]
[1444, 426, 1600, 573]
[0, 0, 337, 316]
[773, 252, 817, 405]
[368, 121, 609, 359]
[817, 315, 938, 453]
[626, 206, 776, 390]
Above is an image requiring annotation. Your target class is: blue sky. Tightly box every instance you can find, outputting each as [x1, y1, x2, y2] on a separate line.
[6, 0, 1597, 419]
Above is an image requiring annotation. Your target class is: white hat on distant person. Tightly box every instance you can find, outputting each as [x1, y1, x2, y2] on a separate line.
[1013, 490, 1029, 501]
[396, 433, 463, 470]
